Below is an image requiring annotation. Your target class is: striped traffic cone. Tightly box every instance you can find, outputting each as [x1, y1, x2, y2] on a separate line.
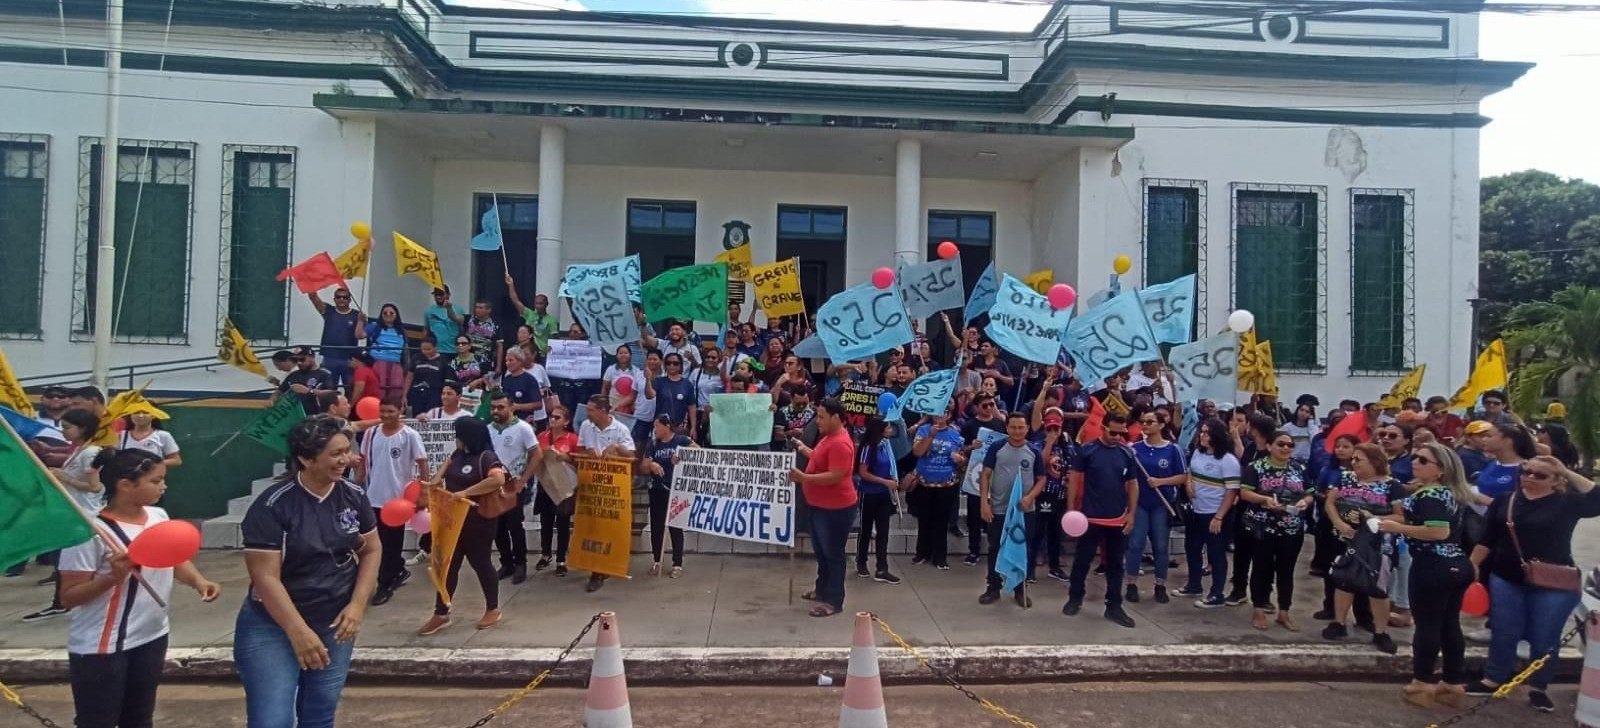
[1578, 615, 1600, 727]
[583, 612, 632, 728]
[839, 611, 888, 728]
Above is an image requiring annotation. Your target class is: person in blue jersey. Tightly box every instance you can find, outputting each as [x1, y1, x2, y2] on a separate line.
[910, 408, 966, 570]
[855, 417, 901, 585]
[1125, 409, 1186, 605]
[1476, 423, 1535, 503]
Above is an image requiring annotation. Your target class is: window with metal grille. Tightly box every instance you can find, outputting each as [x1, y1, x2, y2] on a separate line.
[1349, 191, 1413, 373]
[75, 139, 195, 343]
[777, 204, 847, 316]
[1232, 186, 1325, 371]
[627, 200, 696, 281]
[221, 147, 295, 343]
[0, 135, 48, 339]
[1142, 180, 1207, 333]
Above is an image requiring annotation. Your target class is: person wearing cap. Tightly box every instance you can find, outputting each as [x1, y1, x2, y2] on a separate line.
[424, 286, 466, 356]
[1545, 399, 1567, 423]
[1455, 421, 1493, 483]
[1030, 409, 1073, 583]
[277, 346, 335, 414]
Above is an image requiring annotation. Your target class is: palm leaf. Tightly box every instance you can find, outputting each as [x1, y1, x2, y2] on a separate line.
[1573, 370, 1599, 466]
[1511, 360, 1568, 418]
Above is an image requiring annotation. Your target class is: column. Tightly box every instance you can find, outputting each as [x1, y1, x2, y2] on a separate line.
[894, 138, 922, 267]
[536, 124, 566, 308]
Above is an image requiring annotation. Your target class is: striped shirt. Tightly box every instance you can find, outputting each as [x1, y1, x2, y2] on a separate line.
[1188, 451, 1241, 515]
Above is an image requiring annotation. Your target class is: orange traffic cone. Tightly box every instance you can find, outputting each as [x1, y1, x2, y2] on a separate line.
[839, 611, 887, 728]
[583, 611, 631, 728]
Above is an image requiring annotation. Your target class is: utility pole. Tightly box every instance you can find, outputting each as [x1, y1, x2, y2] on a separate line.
[92, 0, 124, 391]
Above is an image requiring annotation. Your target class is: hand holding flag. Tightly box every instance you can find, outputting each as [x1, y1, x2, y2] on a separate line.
[276, 252, 347, 294]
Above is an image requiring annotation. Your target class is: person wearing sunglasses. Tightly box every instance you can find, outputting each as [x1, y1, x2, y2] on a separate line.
[1321, 442, 1401, 652]
[646, 353, 697, 436]
[446, 337, 489, 391]
[1236, 431, 1313, 632]
[960, 394, 1008, 565]
[306, 286, 367, 396]
[1063, 412, 1140, 628]
[1126, 409, 1186, 605]
[1466, 455, 1599, 713]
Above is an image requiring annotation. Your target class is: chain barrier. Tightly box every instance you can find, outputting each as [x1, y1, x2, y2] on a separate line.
[462, 612, 603, 728]
[870, 614, 1040, 728]
[0, 678, 67, 728]
[1423, 621, 1583, 728]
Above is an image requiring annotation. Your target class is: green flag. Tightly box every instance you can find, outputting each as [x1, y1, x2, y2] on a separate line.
[0, 421, 94, 568]
[641, 263, 728, 323]
[245, 396, 307, 455]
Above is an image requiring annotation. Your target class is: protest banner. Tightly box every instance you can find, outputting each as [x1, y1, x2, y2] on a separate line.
[244, 395, 306, 455]
[546, 339, 603, 380]
[559, 255, 642, 302]
[1168, 331, 1238, 405]
[963, 262, 999, 324]
[426, 487, 472, 607]
[714, 243, 752, 282]
[897, 257, 964, 319]
[218, 318, 267, 377]
[332, 237, 370, 280]
[640, 262, 728, 323]
[838, 380, 886, 430]
[392, 233, 444, 290]
[901, 368, 957, 416]
[815, 281, 914, 363]
[1063, 289, 1160, 386]
[961, 427, 1006, 493]
[1376, 364, 1426, 410]
[1236, 329, 1279, 397]
[570, 274, 639, 351]
[1137, 273, 1197, 345]
[668, 447, 796, 547]
[409, 418, 458, 476]
[986, 274, 1073, 364]
[1178, 401, 1201, 452]
[751, 258, 805, 317]
[709, 393, 775, 447]
[569, 456, 633, 578]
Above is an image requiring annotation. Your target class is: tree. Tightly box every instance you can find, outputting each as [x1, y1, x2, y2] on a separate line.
[1478, 172, 1600, 340]
[1503, 285, 1600, 469]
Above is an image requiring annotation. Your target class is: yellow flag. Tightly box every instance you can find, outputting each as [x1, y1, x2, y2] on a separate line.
[1236, 329, 1279, 397]
[219, 318, 268, 378]
[1102, 391, 1130, 417]
[715, 243, 753, 282]
[750, 258, 805, 317]
[333, 238, 371, 280]
[1022, 269, 1054, 295]
[0, 348, 34, 417]
[1376, 364, 1426, 410]
[568, 456, 634, 578]
[106, 385, 169, 422]
[1448, 339, 1508, 409]
[426, 487, 473, 608]
[393, 232, 445, 291]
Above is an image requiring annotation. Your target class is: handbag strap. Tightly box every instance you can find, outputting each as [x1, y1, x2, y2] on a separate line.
[1505, 490, 1530, 566]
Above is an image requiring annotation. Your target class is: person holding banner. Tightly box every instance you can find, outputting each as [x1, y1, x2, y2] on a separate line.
[417, 417, 507, 636]
[306, 287, 366, 396]
[236, 417, 379, 728]
[788, 398, 857, 618]
[979, 412, 1045, 609]
[911, 407, 965, 570]
[488, 392, 541, 586]
[642, 415, 693, 578]
[1127, 410, 1186, 605]
[576, 395, 635, 593]
[19, 408, 104, 623]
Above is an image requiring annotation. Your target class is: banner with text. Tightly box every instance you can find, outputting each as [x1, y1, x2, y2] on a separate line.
[897, 257, 965, 320]
[408, 419, 458, 476]
[570, 273, 640, 351]
[986, 274, 1073, 364]
[963, 262, 999, 324]
[815, 281, 914, 363]
[709, 392, 775, 446]
[559, 255, 642, 302]
[546, 339, 603, 380]
[569, 456, 633, 578]
[1167, 332, 1238, 405]
[839, 380, 886, 430]
[1063, 289, 1160, 387]
[751, 258, 806, 318]
[668, 448, 796, 547]
[1137, 273, 1197, 345]
[641, 262, 729, 324]
[901, 367, 957, 416]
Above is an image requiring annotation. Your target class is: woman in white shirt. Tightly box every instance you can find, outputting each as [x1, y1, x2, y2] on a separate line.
[118, 411, 182, 467]
[19, 408, 107, 624]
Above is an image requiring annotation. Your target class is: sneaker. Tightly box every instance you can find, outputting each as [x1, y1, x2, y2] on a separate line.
[586, 576, 605, 593]
[1105, 606, 1137, 628]
[670, 566, 684, 579]
[1322, 623, 1348, 640]
[496, 564, 516, 581]
[1372, 633, 1397, 655]
[962, 554, 980, 567]
[417, 614, 451, 636]
[1094, 563, 1106, 576]
[19, 606, 67, 623]
[1153, 586, 1170, 604]
[935, 563, 950, 571]
[1194, 596, 1226, 609]
[1224, 592, 1248, 607]
[1026, 575, 1038, 585]
[1175, 585, 1203, 597]
[648, 562, 662, 577]
[3, 566, 24, 578]
[395, 569, 412, 588]
[555, 563, 569, 577]
[979, 590, 1001, 605]
[856, 563, 870, 578]
[1466, 627, 1493, 644]
[535, 556, 554, 572]
[948, 526, 965, 539]
[1312, 608, 1334, 621]
[369, 588, 394, 607]
[1048, 568, 1069, 583]
[1463, 680, 1498, 697]
[1529, 689, 1555, 713]
[1014, 591, 1032, 609]
[1125, 584, 1140, 604]
[408, 550, 430, 565]
[1062, 599, 1082, 616]
[874, 571, 902, 585]
[911, 556, 928, 566]
[511, 565, 527, 585]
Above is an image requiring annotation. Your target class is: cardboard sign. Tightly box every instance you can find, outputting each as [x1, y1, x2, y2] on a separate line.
[751, 258, 805, 318]
[667, 447, 796, 546]
[568, 456, 633, 578]
[709, 393, 775, 447]
[546, 339, 603, 380]
[559, 255, 642, 302]
[815, 282, 913, 363]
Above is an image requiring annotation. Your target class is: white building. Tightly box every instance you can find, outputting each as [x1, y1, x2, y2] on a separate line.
[0, 0, 1528, 404]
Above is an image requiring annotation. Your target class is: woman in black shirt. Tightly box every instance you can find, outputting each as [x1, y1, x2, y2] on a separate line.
[1468, 455, 1600, 713]
[417, 417, 507, 636]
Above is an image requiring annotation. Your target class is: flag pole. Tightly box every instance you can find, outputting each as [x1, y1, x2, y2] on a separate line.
[492, 193, 510, 274]
[0, 416, 166, 607]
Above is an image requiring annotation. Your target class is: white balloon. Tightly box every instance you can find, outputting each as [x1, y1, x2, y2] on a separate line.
[1227, 309, 1255, 334]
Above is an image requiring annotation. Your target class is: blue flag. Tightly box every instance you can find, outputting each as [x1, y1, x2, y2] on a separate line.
[963, 262, 999, 324]
[1178, 401, 1201, 452]
[995, 472, 1029, 593]
[470, 204, 503, 252]
[1137, 273, 1197, 344]
[901, 367, 957, 416]
[0, 406, 48, 442]
[1063, 290, 1159, 386]
[985, 274, 1073, 364]
[814, 281, 914, 363]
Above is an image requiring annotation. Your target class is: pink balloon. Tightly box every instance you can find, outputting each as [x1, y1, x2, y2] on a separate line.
[615, 376, 633, 397]
[871, 267, 895, 289]
[408, 510, 432, 535]
[1047, 283, 1076, 310]
[1061, 510, 1089, 538]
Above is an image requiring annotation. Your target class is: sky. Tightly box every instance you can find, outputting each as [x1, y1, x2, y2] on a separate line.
[462, 0, 1598, 182]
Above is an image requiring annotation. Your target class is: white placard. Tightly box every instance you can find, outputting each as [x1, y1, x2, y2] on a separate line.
[667, 447, 796, 546]
[546, 339, 603, 380]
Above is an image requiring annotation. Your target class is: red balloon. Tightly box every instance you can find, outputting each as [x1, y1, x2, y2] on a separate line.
[126, 520, 201, 569]
[403, 479, 423, 504]
[1462, 582, 1490, 617]
[615, 377, 633, 397]
[871, 267, 895, 289]
[380, 498, 418, 528]
[355, 396, 381, 421]
[937, 241, 959, 260]
[1047, 283, 1076, 310]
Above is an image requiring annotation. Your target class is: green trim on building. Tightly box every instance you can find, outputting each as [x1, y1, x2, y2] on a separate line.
[757, 43, 1011, 81]
[1050, 96, 1491, 128]
[467, 30, 730, 69]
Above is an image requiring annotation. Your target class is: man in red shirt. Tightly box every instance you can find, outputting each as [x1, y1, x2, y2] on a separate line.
[789, 397, 857, 618]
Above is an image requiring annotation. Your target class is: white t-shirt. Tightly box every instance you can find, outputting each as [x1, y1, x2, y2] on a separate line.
[579, 417, 635, 455]
[62, 446, 105, 513]
[118, 430, 179, 459]
[1188, 451, 1242, 515]
[529, 364, 552, 422]
[360, 425, 427, 506]
[60, 507, 176, 655]
[604, 364, 644, 414]
[662, 340, 700, 366]
[633, 370, 658, 422]
[422, 406, 470, 421]
[490, 418, 539, 480]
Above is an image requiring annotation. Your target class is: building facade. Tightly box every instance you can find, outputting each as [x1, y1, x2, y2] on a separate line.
[0, 0, 1528, 404]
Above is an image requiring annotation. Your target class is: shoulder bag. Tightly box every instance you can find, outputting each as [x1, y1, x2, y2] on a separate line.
[1506, 491, 1582, 594]
[475, 451, 525, 519]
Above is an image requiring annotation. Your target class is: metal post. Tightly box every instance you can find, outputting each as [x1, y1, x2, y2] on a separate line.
[91, 0, 125, 391]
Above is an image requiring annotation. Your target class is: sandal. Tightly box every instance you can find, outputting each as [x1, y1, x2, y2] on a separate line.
[1276, 613, 1298, 632]
[801, 591, 820, 602]
[809, 604, 842, 618]
[1251, 610, 1269, 631]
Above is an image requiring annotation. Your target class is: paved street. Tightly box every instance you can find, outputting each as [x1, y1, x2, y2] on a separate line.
[0, 681, 1580, 728]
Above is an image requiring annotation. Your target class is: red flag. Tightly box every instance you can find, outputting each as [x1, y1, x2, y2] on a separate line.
[1077, 396, 1107, 445]
[276, 252, 346, 294]
[1324, 411, 1370, 453]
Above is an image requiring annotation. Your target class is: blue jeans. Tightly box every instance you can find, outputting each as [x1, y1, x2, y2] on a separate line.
[1485, 573, 1580, 691]
[323, 358, 353, 397]
[1125, 504, 1170, 583]
[234, 600, 356, 728]
[810, 505, 854, 610]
